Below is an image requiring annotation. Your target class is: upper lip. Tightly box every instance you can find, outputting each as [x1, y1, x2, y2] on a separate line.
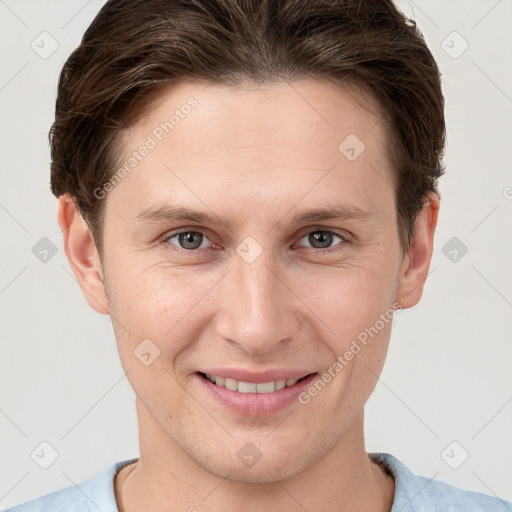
[198, 368, 315, 383]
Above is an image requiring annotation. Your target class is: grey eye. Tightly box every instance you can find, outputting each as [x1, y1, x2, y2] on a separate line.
[168, 231, 210, 250]
[300, 230, 344, 250]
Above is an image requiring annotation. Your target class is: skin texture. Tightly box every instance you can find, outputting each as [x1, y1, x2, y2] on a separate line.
[58, 78, 439, 512]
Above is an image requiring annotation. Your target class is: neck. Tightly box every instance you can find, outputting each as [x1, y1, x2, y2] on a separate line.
[116, 401, 395, 512]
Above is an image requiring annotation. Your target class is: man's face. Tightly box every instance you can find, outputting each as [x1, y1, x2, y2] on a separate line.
[97, 79, 408, 482]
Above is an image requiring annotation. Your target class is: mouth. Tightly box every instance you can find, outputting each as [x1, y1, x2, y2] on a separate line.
[197, 371, 316, 394]
[196, 368, 320, 416]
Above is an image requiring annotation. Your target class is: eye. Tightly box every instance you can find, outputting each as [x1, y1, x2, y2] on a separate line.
[297, 229, 347, 253]
[165, 230, 212, 251]
[162, 228, 347, 254]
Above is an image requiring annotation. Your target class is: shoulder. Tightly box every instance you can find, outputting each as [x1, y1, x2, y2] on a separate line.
[369, 452, 512, 512]
[2, 458, 138, 512]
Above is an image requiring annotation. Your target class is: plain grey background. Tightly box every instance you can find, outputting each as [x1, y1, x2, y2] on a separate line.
[1, 0, 511, 508]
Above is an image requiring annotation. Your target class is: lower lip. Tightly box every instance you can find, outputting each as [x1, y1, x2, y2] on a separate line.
[197, 373, 318, 416]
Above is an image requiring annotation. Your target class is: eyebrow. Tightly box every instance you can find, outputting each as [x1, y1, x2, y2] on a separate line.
[133, 203, 373, 229]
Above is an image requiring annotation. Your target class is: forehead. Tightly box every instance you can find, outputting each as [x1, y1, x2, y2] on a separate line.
[110, 78, 394, 217]
[124, 78, 387, 157]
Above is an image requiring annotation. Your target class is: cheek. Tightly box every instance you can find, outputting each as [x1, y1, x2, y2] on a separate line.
[107, 267, 196, 411]
[298, 261, 398, 343]
[109, 262, 215, 359]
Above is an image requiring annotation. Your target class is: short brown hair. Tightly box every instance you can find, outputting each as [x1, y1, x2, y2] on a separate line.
[50, 0, 446, 261]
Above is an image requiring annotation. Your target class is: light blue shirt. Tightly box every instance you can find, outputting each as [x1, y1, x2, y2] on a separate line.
[4, 453, 511, 511]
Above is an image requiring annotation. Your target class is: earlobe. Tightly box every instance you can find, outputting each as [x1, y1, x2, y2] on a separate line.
[57, 194, 110, 315]
[395, 191, 439, 309]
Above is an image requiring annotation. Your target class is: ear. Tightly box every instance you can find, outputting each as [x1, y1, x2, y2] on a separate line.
[395, 191, 439, 309]
[57, 194, 110, 315]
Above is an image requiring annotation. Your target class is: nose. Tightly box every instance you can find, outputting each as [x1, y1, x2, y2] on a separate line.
[214, 246, 301, 355]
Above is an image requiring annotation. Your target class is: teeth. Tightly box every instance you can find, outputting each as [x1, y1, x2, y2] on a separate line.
[224, 377, 238, 391]
[203, 373, 306, 393]
[238, 381, 257, 393]
[256, 381, 275, 393]
[275, 380, 286, 390]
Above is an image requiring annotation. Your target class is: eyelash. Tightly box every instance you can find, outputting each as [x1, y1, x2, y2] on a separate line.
[161, 228, 348, 256]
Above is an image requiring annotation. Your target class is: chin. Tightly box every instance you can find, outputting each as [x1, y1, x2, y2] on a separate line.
[206, 453, 306, 484]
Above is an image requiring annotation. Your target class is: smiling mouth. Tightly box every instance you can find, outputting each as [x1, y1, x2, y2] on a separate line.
[197, 371, 316, 394]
